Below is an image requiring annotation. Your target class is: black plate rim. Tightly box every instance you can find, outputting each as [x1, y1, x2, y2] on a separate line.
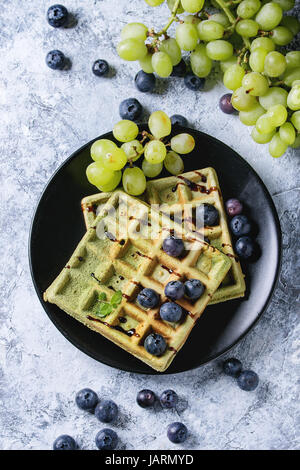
[28, 128, 282, 375]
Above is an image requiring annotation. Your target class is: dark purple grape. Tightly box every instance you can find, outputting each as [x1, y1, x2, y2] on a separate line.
[225, 198, 243, 217]
[219, 93, 235, 114]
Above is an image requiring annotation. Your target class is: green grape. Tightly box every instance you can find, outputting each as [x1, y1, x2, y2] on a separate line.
[237, 0, 261, 19]
[122, 167, 146, 196]
[285, 51, 300, 70]
[242, 72, 269, 96]
[197, 20, 224, 41]
[98, 147, 127, 171]
[184, 15, 201, 25]
[190, 44, 212, 77]
[250, 37, 275, 53]
[121, 140, 144, 162]
[251, 127, 275, 143]
[255, 2, 283, 31]
[139, 53, 154, 73]
[291, 111, 300, 131]
[291, 134, 300, 148]
[97, 171, 122, 192]
[287, 85, 300, 111]
[167, 0, 185, 14]
[249, 47, 268, 73]
[159, 38, 182, 66]
[269, 133, 288, 157]
[113, 120, 139, 143]
[279, 122, 296, 145]
[206, 40, 233, 61]
[236, 19, 259, 37]
[259, 87, 288, 110]
[164, 151, 184, 175]
[142, 159, 163, 178]
[152, 51, 173, 78]
[145, 0, 164, 6]
[121, 23, 148, 41]
[170, 133, 195, 154]
[264, 51, 286, 77]
[267, 104, 287, 126]
[86, 162, 115, 186]
[282, 67, 300, 87]
[239, 102, 265, 125]
[220, 56, 237, 73]
[231, 87, 258, 111]
[91, 139, 117, 162]
[209, 13, 230, 28]
[176, 23, 198, 51]
[223, 64, 245, 91]
[148, 111, 171, 139]
[144, 140, 167, 163]
[117, 38, 147, 61]
[181, 0, 205, 13]
[271, 26, 293, 45]
[280, 16, 300, 35]
[256, 114, 275, 133]
[273, 0, 295, 11]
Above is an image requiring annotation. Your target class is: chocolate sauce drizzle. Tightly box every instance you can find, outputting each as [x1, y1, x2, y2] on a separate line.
[87, 315, 140, 337]
[172, 175, 218, 195]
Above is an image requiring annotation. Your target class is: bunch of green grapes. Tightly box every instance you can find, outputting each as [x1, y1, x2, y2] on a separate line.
[86, 111, 195, 195]
[117, 0, 300, 157]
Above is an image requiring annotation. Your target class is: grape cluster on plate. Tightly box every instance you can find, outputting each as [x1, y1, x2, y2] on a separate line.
[86, 111, 195, 195]
[117, 0, 300, 158]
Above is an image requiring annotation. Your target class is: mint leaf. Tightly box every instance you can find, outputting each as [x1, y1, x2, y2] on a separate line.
[96, 303, 113, 318]
[110, 290, 123, 306]
[99, 292, 107, 301]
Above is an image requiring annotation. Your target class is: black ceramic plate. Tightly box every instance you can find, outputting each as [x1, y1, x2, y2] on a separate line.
[29, 126, 281, 374]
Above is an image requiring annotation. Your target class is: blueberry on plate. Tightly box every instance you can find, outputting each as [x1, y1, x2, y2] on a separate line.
[184, 73, 205, 91]
[137, 288, 159, 309]
[160, 390, 178, 409]
[235, 236, 255, 259]
[223, 358, 242, 377]
[160, 302, 182, 323]
[225, 198, 243, 217]
[136, 389, 156, 408]
[170, 114, 188, 127]
[219, 93, 235, 114]
[167, 422, 188, 444]
[95, 400, 118, 423]
[47, 4, 69, 28]
[164, 280, 184, 300]
[119, 98, 142, 121]
[135, 70, 156, 93]
[144, 333, 167, 356]
[237, 370, 259, 391]
[92, 59, 109, 77]
[171, 59, 187, 77]
[75, 388, 98, 411]
[95, 428, 118, 450]
[162, 236, 184, 257]
[184, 279, 204, 300]
[230, 215, 251, 237]
[46, 50, 66, 70]
[53, 435, 77, 450]
[196, 203, 219, 227]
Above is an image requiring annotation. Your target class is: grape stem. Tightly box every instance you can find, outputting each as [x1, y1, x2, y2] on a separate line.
[152, 0, 181, 37]
[215, 0, 250, 50]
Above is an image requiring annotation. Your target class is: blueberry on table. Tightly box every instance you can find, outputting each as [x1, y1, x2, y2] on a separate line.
[47, 4, 69, 28]
[136, 389, 156, 408]
[92, 59, 109, 77]
[46, 50, 66, 70]
[196, 203, 220, 227]
[237, 370, 259, 391]
[230, 215, 251, 237]
[184, 279, 205, 300]
[95, 428, 118, 450]
[171, 59, 187, 77]
[119, 98, 142, 121]
[162, 236, 184, 257]
[144, 333, 167, 356]
[167, 422, 188, 444]
[219, 93, 235, 114]
[75, 388, 98, 411]
[95, 400, 118, 423]
[225, 198, 243, 217]
[135, 70, 156, 93]
[171, 114, 188, 127]
[160, 390, 178, 409]
[160, 302, 183, 323]
[53, 435, 77, 450]
[164, 280, 185, 300]
[184, 73, 205, 91]
[235, 236, 255, 259]
[223, 358, 242, 377]
[137, 288, 159, 309]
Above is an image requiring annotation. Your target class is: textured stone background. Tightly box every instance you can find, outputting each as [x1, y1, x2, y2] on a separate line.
[0, 0, 299, 451]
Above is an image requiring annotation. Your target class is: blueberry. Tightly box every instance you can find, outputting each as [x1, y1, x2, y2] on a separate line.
[162, 236, 184, 257]
[75, 388, 98, 411]
[230, 215, 251, 237]
[47, 4, 69, 28]
[171, 59, 187, 77]
[237, 370, 259, 391]
[219, 93, 235, 114]
[95, 400, 118, 423]
[136, 389, 156, 408]
[196, 203, 220, 227]
[167, 422, 188, 444]
[184, 279, 205, 300]
[95, 428, 118, 450]
[160, 390, 178, 409]
[235, 236, 255, 259]
[165, 281, 185, 300]
[92, 59, 109, 77]
[53, 435, 77, 450]
[137, 288, 159, 309]
[144, 333, 167, 356]
[184, 73, 205, 91]
[135, 70, 156, 93]
[223, 358, 242, 377]
[119, 98, 142, 121]
[170, 114, 188, 127]
[225, 198, 243, 217]
[160, 302, 182, 323]
[46, 50, 66, 70]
